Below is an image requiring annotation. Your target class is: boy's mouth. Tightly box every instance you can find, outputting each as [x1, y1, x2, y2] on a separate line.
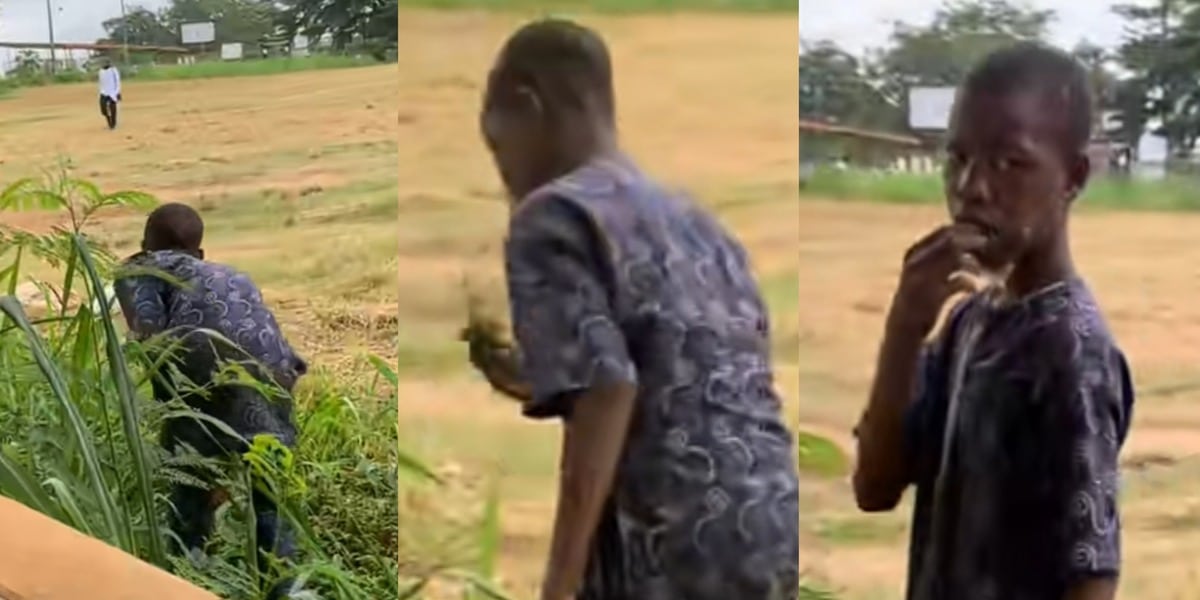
[954, 216, 997, 239]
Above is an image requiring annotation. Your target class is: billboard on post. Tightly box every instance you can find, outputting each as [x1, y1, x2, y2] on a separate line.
[220, 43, 243, 61]
[907, 86, 957, 131]
[180, 22, 216, 45]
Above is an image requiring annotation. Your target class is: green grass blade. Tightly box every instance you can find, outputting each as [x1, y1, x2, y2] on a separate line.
[367, 353, 399, 387]
[0, 446, 64, 522]
[0, 296, 125, 548]
[475, 481, 501, 580]
[44, 477, 96, 536]
[72, 234, 165, 564]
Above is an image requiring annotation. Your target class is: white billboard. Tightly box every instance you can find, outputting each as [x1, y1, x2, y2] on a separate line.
[220, 43, 243, 61]
[908, 86, 958, 131]
[180, 22, 216, 45]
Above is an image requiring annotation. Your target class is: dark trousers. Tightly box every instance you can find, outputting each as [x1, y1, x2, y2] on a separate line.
[161, 412, 297, 555]
[155, 373, 298, 597]
[99, 94, 118, 129]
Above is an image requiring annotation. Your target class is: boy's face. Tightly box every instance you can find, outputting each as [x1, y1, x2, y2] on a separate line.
[480, 62, 553, 204]
[942, 88, 1088, 270]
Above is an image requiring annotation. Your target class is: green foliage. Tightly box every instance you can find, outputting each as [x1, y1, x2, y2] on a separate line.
[0, 169, 508, 598]
[277, 0, 397, 56]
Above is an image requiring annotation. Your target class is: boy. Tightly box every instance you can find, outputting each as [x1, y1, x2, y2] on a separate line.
[113, 203, 306, 568]
[852, 44, 1135, 600]
[477, 19, 799, 600]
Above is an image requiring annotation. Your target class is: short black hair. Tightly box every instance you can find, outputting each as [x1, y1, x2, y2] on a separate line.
[144, 202, 204, 251]
[492, 18, 616, 123]
[962, 42, 1093, 153]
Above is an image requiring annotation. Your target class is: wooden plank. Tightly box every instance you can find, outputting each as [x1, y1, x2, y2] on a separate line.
[0, 497, 217, 600]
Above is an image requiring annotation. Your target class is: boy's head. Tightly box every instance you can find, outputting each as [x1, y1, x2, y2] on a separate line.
[480, 18, 616, 202]
[944, 42, 1093, 270]
[142, 203, 204, 259]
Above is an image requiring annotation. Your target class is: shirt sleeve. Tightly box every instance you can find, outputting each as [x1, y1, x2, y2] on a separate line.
[1043, 343, 1129, 582]
[503, 195, 637, 420]
[113, 273, 169, 341]
[902, 343, 944, 484]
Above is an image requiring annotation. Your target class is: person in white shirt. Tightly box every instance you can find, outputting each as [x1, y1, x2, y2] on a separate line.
[97, 59, 122, 130]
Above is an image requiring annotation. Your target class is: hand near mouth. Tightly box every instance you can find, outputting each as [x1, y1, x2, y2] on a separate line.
[947, 221, 1013, 295]
[890, 224, 985, 338]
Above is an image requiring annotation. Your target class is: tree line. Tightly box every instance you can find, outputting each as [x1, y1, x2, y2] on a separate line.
[99, 0, 397, 55]
[800, 0, 1200, 157]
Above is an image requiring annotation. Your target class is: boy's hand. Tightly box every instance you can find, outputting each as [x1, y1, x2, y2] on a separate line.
[889, 224, 987, 337]
[460, 312, 532, 403]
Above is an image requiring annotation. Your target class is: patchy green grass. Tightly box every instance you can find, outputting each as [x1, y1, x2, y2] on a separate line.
[132, 55, 383, 82]
[797, 430, 848, 478]
[802, 168, 1200, 211]
[0, 55, 380, 100]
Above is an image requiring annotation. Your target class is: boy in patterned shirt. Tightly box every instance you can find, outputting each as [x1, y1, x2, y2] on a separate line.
[114, 203, 306, 572]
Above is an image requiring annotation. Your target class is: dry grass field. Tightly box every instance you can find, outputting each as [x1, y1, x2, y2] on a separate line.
[0, 65, 399, 367]
[396, 9, 798, 596]
[0, 65, 401, 596]
[799, 198, 1200, 599]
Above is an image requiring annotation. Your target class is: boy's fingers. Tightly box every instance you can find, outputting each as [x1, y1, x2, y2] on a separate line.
[903, 225, 952, 264]
[947, 269, 985, 295]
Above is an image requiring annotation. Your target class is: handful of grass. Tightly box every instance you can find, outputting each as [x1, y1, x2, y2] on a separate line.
[459, 281, 532, 403]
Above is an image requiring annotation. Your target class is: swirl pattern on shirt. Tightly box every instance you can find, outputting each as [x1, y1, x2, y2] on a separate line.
[114, 250, 305, 446]
[902, 279, 1132, 600]
[504, 157, 799, 600]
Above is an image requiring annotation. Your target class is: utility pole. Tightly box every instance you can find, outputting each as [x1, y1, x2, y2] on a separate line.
[1160, 0, 1171, 157]
[120, 0, 129, 65]
[44, 0, 56, 74]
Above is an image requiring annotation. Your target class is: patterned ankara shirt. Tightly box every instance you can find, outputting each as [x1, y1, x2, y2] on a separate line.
[114, 250, 306, 446]
[504, 156, 800, 600]
[903, 278, 1134, 600]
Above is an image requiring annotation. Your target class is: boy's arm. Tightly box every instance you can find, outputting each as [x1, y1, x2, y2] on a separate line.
[1047, 345, 1131, 600]
[854, 297, 966, 512]
[854, 226, 978, 512]
[113, 274, 169, 341]
[854, 314, 930, 511]
[504, 196, 637, 600]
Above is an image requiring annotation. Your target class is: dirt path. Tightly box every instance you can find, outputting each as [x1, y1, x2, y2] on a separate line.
[800, 197, 1200, 598]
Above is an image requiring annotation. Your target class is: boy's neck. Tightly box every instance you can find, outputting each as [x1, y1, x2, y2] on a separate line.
[1007, 231, 1075, 298]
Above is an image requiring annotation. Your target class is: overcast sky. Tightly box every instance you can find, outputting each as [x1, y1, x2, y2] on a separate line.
[800, 0, 1136, 55]
[1, 0, 172, 43]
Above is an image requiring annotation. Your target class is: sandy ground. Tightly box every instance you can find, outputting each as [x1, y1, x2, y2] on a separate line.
[397, 9, 798, 597]
[800, 198, 1200, 599]
[0, 65, 399, 368]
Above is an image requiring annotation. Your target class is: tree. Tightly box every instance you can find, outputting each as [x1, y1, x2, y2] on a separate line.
[99, 6, 178, 48]
[800, 41, 902, 130]
[1113, 0, 1200, 155]
[276, 0, 397, 55]
[876, 0, 1054, 91]
[162, 0, 281, 44]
